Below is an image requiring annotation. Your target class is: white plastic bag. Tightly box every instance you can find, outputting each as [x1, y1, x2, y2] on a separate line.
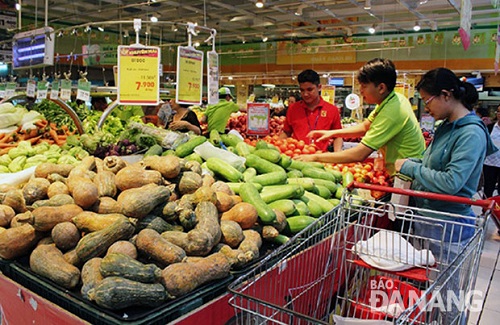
[389, 174, 412, 221]
[194, 141, 246, 169]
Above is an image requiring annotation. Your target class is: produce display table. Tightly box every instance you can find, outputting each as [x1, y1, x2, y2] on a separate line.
[0, 273, 89, 324]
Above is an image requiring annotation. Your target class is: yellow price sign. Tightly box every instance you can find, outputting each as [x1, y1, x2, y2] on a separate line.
[117, 45, 160, 105]
[176, 46, 203, 105]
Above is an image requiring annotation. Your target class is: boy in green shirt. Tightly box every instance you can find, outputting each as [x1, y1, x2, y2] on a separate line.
[202, 87, 240, 134]
[296, 58, 425, 175]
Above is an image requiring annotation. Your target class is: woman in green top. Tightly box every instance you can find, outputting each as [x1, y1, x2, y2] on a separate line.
[296, 58, 425, 175]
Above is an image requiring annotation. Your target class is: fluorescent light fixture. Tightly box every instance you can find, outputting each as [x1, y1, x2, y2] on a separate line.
[256, 0, 264, 8]
[150, 16, 158, 23]
[97, 26, 104, 32]
[368, 24, 376, 34]
[194, 41, 200, 47]
[413, 22, 421, 32]
[364, 0, 371, 10]
[261, 35, 268, 42]
[262, 83, 275, 88]
[17, 43, 45, 53]
[18, 53, 45, 61]
[228, 76, 233, 80]
[15, 3, 21, 10]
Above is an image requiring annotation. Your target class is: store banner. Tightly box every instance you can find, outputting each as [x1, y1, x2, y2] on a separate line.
[276, 39, 356, 65]
[207, 51, 219, 105]
[247, 103, 270, 135]
[82, 44, 118, 66]
[117, 45, 160, 105]
[176, 46, 203, 105]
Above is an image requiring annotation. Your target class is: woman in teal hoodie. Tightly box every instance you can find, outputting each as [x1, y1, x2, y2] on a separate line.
[395, 68, 497, 261]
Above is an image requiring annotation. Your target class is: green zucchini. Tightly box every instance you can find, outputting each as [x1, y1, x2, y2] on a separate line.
[303, 191, 335, 214]
[174, 136, 207, 158]
[273, 234, 290, 245]
[254, 149, 281, 163]
[220, 134, 243, 147]
[245, 154, 285, 174]
[287, 177, 316, 191]
[235, 142, 253, 157]
[250, 171, 287, 186]
[326, 168, 343, 182]
[292, 199, 311, 216]
[268, 199, 297, 216]
[311, 178, 339, 193]
[242, 167, 257, 182]
[299, 195, 323, 217]
[342, 171, 355, 188]
[279, 154, 292, 169]
[328, 198, 341, 207]
[302, 167, 336, 182]
[315, 185, 332, 199]
[255, 140, 270, 150]
[209, 130, 221, 146]
[287, 170, 303, 178]
[260, 184, 304, 203]
[289, 159, 308, 171]
[285, 216, 318, 234]
[184, 152, 203, 164]
[335, 185, 345, 199]
[239, 182, 276, 224]
[162, 149, 176, 156]
[144, 144, 163, 157]
[206, 157, 243, 182]
[226, 182, 262, 194]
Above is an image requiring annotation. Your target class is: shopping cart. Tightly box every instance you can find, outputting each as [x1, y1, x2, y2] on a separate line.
[228, 182, 494, 325]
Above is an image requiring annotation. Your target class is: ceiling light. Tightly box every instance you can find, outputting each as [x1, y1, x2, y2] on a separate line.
[123, 30, 129, 38]
[194, 41, 200, 47]
[368, 24, 376, 34]
[256, 0, 264, 9]
[262, 36, 268, 42]
[364, 0, 371, 10]
[97, 26, 104, 32]
[150, 16, 158, 23]
[237, 36, 246, 44]
[84, 26, 91, 33]
[171, 24, 178, 32]
[228, 76, 233, 80]
[413, 22, 421, 32]
[15, 2, 20, 11]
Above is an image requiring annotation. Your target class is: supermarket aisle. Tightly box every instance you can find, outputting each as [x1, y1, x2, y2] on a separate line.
[469, 214, 500, 325]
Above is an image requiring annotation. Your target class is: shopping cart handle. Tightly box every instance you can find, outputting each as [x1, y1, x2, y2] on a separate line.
[348, 181, 495, 210]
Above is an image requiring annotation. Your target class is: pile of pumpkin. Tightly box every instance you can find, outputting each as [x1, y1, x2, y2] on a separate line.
[0, 155, 269, 311]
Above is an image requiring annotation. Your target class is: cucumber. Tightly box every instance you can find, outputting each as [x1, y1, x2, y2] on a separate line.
[242, 167, 257, 182]
[235, 142, 253, 157]
[335, 185, 345, 199]
[162, 149, 176, 156]
[245, 154, 285, 174]
[174, 136, 207, 158]
[279, 154, 292, 169]
[311, 178, 339, 193]
[220, 134, 243, 147]
[254, 149, 281, 163]
[227, 182, 262, 194]
[260, 184, 305, 203]
[273, 234, 290, 245]
[209, 130, 221, 146]
[289, 159, 308, 171]
[315, 185, 332, 199]
[287, 177, 316, 192]
[285, 216, 318, 234]
[255, 140, 269, 150]
[302, 167, 336, 182]
[287, 170, 303, 178]
[184, 152, 203, 164]
[266, 143, 280, 152]
[268, 199, 297, 216]
[206, 157, 243, 183]
[239, 182, 276, 224]
[292, 199, 311, 216]
[299, 195, 323, 217]
[303, 191, 335, 214]
[250, 171, 287, 186]
[325, 168, 343, 182]
[144, 144, 163, 156]
[328, 198, 341, 207]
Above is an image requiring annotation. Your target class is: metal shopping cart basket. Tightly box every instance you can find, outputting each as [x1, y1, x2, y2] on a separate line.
[228, 182, 494, 325]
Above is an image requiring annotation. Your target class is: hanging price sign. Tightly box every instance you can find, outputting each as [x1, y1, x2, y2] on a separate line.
[76, 79, 91, 102]
[117, 45, 160, 105]
[247, 103, 270, 135]
[37, 81, 48, 99]
[26, 80, 36, 98]
[207, 51, 219, 105]
[60, 79, 72, 101]
[50, 80, 59, 100]
[5, 82, 17, 98]
[176, 46, 203, 105]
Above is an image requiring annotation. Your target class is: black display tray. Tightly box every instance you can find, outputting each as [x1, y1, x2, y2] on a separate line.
[0, 257, 12, 277]
[10, 258, 233, 325]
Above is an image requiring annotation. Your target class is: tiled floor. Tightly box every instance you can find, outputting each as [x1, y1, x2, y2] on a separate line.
[469, 204, 500, 325]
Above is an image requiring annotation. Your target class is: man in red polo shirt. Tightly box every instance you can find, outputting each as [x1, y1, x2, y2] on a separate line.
[280, 69, 343, 152]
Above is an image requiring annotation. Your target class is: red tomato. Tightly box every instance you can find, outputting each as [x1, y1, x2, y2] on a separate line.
[293, 148, 302, 154]
[279, 144, 287, 152]
[302, 148, 310, 155]
[287, 143, 296, 151]
[363, 164, 373, 171]
[284, 150, 294, 156]
[307, 146, 316, 154]
[296, 140, 305, 150]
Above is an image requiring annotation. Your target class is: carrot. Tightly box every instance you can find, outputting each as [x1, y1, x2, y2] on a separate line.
[0, 148, 10, 155]
[0, 135, 13, 144]
[0, 143, 17, 148]
[49, 129, 64, 146]
[35, 120, 48, 128]
[28, 136, 42, 145]
[0, 133, 5, 141]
